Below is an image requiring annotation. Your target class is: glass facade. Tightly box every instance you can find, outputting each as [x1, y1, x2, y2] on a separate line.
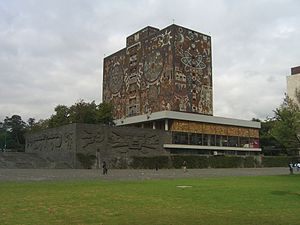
[171, 131, 259, 149]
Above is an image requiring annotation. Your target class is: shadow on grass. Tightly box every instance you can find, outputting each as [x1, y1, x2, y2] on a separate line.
[271, 191, 300, 197]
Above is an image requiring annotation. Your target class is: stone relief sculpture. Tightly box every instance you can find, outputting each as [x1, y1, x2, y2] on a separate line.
[26, 132, 74, 152]
[81, 129, 105, 149]
[109, 131, 160, 154]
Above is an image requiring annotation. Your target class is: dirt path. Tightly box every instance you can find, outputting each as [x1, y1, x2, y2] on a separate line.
[0, 167, 291, 182]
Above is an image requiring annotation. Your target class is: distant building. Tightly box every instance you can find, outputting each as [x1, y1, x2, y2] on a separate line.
[287, 66, 300, 105]
[103, 24, 261, 156]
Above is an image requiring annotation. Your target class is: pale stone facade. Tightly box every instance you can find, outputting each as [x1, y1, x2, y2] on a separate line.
[287, 66, 300, 106]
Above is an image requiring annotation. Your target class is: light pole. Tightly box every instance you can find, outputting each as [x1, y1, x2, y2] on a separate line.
[4, 130, 6, 152]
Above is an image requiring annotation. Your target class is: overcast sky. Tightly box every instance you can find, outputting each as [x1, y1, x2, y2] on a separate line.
[0, 0, 299, 122]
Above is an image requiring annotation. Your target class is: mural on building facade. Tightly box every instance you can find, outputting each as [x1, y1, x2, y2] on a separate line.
[170, 120, 259, 138]
[103, 24, 213, 119]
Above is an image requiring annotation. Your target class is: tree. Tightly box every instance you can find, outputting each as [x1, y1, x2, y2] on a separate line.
[260, 118, 284, 155]
[3, 115, 27, 151]
[271, 96, 300, 155]
[96, 102, 114, 125]
[48, 105, 70, 128]
[27, 118, 35, 129]
[0, 122, 7, 151]
[68, 100, 98, 124]
[47, 100, 114, 128]
[27, 119, 50, 132]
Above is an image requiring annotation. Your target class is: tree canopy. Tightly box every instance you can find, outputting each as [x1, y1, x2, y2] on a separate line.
[47, 100, 114, 128]
[0, 100, 114, 151]
[0, 115, 27, 151]
[270, 96, 300, 155]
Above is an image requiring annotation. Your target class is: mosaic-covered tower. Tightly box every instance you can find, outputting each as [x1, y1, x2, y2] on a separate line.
[103, 24, 212, 119]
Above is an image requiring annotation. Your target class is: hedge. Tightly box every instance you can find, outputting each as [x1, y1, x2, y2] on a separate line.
[130, 156, 170, 169]
[76, 153, 96, 169]
[244, 156, 258, 168]
[261, 156, 300, 167]
[209, 156, 243, 168]
[170, 155, 209, 168]
[127, 155, 300, 169]
[130, 155, 260, 169]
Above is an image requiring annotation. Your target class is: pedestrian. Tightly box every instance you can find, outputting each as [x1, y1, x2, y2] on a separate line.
[289, 162, 294, 175]
[155, 162, 158, 171]
[182, 160, 187, 173]
[102, 161, 108, 175]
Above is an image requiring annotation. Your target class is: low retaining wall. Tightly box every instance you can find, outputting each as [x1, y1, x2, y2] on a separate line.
[0, 152, 76, 169]
[130, 155, 300, 169]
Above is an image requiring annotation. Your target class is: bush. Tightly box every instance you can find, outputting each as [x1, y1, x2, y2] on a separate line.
[209, 156, 243, 168]
[130, 156, 170, 169]
[110, 157, 129, 169]
[243, 156, 257, 168]
[262, 156, 300, 167]
[76, 153, 96, 169]
[127, 155, 300, 169]
[170, 155, 209, 168]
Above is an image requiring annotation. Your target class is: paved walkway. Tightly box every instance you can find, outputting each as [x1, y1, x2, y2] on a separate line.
[0, 167, 292, 182]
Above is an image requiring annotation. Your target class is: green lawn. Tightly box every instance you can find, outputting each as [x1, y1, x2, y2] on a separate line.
[0, 175, 299, 225]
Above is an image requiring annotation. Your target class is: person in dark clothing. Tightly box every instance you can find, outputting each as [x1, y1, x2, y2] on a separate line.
[289, 162, 294, 175]
[102, 161, 108, 175]
[182, 160, 187, 172]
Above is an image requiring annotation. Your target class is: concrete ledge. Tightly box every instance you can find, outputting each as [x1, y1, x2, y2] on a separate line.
[114, 110, 261, 128]
[163, 144, 262, 152]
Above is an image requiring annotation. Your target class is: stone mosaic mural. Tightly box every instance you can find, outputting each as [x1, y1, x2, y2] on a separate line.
[170, 120, 259, 138]
[103, 24, 213, 119]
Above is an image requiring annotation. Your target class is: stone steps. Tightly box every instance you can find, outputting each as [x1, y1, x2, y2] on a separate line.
[0, 152, 51, 169]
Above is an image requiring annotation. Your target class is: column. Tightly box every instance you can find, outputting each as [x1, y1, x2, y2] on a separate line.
[165, 119, 169, 131]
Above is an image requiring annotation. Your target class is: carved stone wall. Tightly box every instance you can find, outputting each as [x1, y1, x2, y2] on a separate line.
[25, 123, 171, 168]
[103, 24, 212, 119]
[26, 124, 77, 153]
[76, 123, 170, 167]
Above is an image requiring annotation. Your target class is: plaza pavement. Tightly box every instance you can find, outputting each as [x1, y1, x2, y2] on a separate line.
[0, 167, 291, 182]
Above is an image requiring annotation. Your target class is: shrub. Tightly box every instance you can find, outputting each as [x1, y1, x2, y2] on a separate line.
[209, 156, 243, 168]
[243, 156, 257, 168]
[262, 156, 300, 167]
[170, 155, 209, 168]
[130, 156, 170, 169]
[76, 153, 96, 169]
[127, 155, 300, 169]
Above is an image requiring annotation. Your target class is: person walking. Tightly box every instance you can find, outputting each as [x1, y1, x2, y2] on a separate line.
[102, 161, 108, 175]
[289, 162, 294, 175]
[182, 160, 187, 173]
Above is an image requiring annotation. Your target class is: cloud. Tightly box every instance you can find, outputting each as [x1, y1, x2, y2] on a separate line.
[0, 0, 300, 122]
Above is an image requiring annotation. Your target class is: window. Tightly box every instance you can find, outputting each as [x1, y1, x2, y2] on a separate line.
[172, 132, 188, 144]
[189, 133, 202, 145]
[240, 137, 250, 148]
[228, 136, 239, 147]
[203, 134, 215, 146]
[250, 138, 260, 148]
[216, 135, 228, 147]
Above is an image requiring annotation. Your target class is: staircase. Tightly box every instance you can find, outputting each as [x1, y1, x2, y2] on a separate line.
[0, 152, 51, 169]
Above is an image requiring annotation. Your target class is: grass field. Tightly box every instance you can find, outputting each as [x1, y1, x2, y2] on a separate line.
[0, 175, 299, 225]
